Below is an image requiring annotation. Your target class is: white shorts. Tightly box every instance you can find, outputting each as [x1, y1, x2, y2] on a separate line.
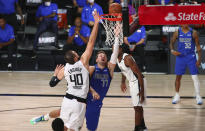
[129, 78, 147, 107]
[60, 97, 86, 131]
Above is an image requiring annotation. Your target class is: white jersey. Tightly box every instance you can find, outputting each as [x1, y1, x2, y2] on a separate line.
[117, 53, 137, 82]
[64, 60, 89, 99]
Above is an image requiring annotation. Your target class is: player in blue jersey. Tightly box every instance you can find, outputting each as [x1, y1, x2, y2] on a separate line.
[170, 24, 203, 105]
[30, 26, 121, 131]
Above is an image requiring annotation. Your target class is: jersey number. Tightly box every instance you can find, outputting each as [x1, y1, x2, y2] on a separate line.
[70, 74, 83, 86]
[101, 79, 108, 87]
[185, 43, 191, 49]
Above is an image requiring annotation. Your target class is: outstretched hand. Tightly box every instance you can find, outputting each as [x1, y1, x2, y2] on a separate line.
[54, 64, 64, 76]
[93, 11, 100, 24]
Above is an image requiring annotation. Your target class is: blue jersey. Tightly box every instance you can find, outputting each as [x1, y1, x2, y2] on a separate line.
[0, 24, 15, 43]
[87, 65, 112, 105]
[81, 3, 104, 24]
[68, 25, 91, 46]
[0, 0, 18, 14]
[177, 27, 195, 56]
[36, 3, 58, 21]
[127, 26, 146, 45]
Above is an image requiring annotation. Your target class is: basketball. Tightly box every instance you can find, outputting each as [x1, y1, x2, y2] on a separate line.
[109, 3, 122, 14]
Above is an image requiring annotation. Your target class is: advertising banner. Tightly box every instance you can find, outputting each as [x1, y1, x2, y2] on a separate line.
[139, 4, 205, 25]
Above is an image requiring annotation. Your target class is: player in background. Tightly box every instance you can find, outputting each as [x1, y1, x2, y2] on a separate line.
[30, 19, 121, 131]
[117, 44, 147, 131]
[170, 24, 203, 105]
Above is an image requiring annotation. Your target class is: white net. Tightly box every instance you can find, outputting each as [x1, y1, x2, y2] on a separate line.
[100, 14, 123, 46]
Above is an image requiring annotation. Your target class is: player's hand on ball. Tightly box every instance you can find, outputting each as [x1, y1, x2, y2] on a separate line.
[54, 64, 64, 76]
[171, 51, 181, 56]
[121, 83, 127, 93]
[92, 91, 100, 100]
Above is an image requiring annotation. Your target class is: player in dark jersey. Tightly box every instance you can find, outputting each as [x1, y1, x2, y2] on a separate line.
[85, 28, 122, 131]
[170, 24, 202, 105]
[86, 50, 116, 131]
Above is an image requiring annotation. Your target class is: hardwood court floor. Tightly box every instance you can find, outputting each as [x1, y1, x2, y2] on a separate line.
[0, 72, 205, 131]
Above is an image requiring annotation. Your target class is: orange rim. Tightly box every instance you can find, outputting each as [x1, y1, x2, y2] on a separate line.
[100, 13, 122, 21]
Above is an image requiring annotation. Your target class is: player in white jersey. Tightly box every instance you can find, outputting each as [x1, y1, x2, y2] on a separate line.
[47, 11, 100, 131]
[30, 24, 122, 131]
[117, 44, 147, 131]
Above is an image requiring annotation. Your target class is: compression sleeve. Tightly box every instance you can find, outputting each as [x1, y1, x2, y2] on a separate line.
[110, 37, 119, 64]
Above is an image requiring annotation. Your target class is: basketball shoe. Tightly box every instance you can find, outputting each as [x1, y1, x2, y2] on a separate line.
[30, 115, 49, 125]
[196, 95, 203, 105]
[172, 93, 180, 104]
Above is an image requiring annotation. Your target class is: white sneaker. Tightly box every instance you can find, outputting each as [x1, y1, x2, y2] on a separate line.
[196, 95, 203, 105]
[172, 94, 180, 104]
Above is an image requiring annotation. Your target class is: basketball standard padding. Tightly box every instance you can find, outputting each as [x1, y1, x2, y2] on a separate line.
[109, 3, 122, 13]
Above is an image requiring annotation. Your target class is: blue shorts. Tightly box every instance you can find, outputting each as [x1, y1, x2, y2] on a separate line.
[85, 103, 102, 131]
[175, 54, 198, 75]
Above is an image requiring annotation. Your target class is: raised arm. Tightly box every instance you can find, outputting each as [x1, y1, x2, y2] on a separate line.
[193, 30, 202, 67]
[124, 55, 144, 103]
[108, 24, 121, 78]
[80, 12, 100, 68]
[49, 65, 64, 87]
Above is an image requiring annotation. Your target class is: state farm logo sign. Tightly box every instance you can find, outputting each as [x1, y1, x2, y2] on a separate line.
[165, 12, 205, 21]
[165, 13, 177, 21]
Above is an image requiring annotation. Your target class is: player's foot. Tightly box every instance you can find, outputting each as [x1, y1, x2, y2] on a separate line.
[172, 93, 180, 104]
[30, 115, 48, 125]
[134, 126, 147, 131]
[196, 95, 203, 105]
[141, 126, 147, 131]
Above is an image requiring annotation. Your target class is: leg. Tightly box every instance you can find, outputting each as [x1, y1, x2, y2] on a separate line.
[30, 109, 61, 124]
[173, 56, 186, 104]
[172, 75, 182, 104]
[134, 106, 145, 131]
[33, 21, 48, 51]
[5, 14, 18, 62]
[187, 55, 203, 105]
[50, 21, 59, 47]
[175, 75, 182, 93]
[86, 104, 101, 131]
[7, 44, 14, 64]
[130, 81, 147, 131]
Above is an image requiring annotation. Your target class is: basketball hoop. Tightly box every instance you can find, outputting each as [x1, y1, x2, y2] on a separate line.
[100, 13, 123, 46]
